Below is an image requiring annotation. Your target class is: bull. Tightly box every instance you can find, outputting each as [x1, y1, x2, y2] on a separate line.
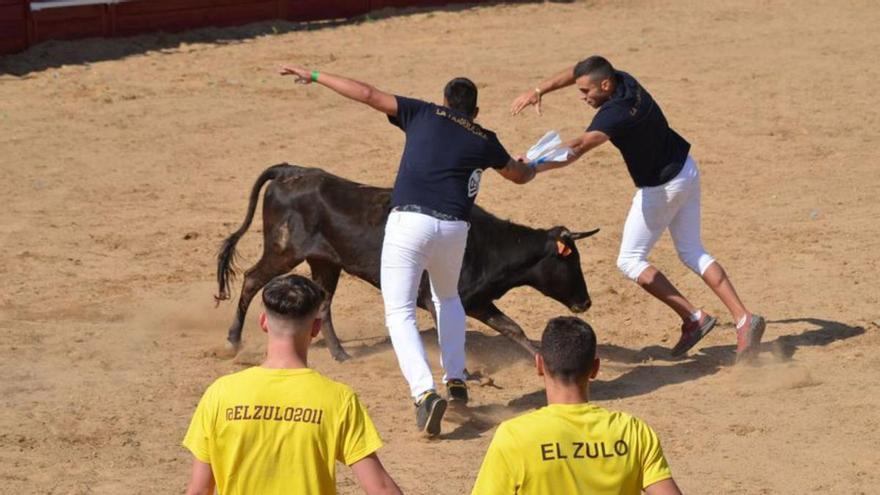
[216, 164, 599, 361]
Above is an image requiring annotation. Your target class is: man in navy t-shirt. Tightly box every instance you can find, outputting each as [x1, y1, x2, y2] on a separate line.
[510, 56, 765, 362]
[387, 94, 514, 220]
[281, 65, 536, 436]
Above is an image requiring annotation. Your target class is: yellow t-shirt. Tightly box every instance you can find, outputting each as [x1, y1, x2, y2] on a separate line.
[182, 367, 383, 495]
[472, 403, 672, 495]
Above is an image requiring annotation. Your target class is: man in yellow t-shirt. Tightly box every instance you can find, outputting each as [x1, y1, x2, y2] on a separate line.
[182, 274, 402, 495]
[472, 317, 683, 495]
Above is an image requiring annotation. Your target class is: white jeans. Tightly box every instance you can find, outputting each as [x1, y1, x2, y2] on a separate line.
[381, 210, 469, 399]
[617, 156, 716, 281]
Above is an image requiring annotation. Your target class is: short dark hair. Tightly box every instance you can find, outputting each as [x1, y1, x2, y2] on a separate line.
[262, 274, 326, 320]
[573, 55, 615, 82]
[444, 77, 478, 116]
[540, 317, 597, 383]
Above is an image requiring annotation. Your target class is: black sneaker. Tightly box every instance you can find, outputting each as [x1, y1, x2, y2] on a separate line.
[415, 390, 447, 437]
[446, 379, 469, 404]
[671, 313, 717, 357]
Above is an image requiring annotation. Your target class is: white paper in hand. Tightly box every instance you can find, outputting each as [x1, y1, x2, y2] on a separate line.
[526, 130, 572, 166]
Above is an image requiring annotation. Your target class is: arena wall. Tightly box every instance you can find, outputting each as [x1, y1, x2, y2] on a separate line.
[0, 0, 28, 55]
[0, 0, 493, 56]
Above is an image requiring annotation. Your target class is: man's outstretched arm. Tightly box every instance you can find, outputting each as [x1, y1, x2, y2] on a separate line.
[280, 65, 398, 116]
[496, 158, 537, 184]
[350, 453, 403, 495]
[510, 65, 576, 115]
[531, 130, 610, 173]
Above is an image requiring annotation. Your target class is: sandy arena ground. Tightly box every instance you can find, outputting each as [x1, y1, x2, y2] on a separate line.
[2, 0, 880, 493]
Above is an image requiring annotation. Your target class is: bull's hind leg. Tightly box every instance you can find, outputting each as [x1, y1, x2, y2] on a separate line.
[416, 275, 438, 326]
[226, 254, 304, 353]
[307, 260, 351, 362]
[468, 303, 539, 357]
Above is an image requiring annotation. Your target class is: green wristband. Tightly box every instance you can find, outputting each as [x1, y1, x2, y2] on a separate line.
[311, 70, 320, 82]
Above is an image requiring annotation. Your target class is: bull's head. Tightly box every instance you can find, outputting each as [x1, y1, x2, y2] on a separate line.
[526, 226, 600, 313]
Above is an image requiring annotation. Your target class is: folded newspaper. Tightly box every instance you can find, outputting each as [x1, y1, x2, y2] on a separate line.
[526, 130, 572, 166]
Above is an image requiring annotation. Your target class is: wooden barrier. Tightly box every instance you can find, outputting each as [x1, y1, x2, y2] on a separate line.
[0, 0, 27, 55]
[0, 0, 495, 56]
[113, 0, 285, 37]
[29, 3, 108, 44]
[288, 0, 370, 22]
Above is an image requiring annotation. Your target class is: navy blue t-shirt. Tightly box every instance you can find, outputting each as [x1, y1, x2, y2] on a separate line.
[587, 71, 690, 188]
[387, 96, 511, 220]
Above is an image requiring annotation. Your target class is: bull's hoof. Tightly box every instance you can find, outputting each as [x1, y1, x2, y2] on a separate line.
[465, 368, 501, 389]
[331, 348, 352, 362]
[209, 340, 241, 360]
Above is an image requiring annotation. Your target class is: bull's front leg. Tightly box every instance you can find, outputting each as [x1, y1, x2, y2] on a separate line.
[307, 260, 351, 362]
[467, 302, 539, 356]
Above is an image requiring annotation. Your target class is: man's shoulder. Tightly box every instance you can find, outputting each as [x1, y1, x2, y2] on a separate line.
[615, 70, 637, 84]
[585, 404, 643, 425]
[312, 372, 358, 398]
[213, 367, 352, 392]
[590, 98, 632, 128]
[390, 95, 434, 129]
[478, 126, 502, 145]
[610, 408, 644, 427]
[299, 371, 362, 408]
[396, 95, 434, 111]
[194, 369, 251, 404]
[595, 101, 630, 116]
[501, 404, 646, 430]
[600, 407, 659, 441]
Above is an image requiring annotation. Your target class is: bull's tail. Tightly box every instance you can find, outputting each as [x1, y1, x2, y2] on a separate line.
[215, 163, 295, 303]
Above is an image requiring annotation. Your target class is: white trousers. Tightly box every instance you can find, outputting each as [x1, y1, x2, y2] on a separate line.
[617, 156, 716, 281]
[381, 210, 469, 399]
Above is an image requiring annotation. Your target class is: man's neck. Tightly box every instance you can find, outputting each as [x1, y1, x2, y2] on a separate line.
[262, 338, 309, 369]
[544, 379, 590, 405]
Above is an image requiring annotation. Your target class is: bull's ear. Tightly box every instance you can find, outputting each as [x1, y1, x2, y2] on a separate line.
[556, 239, 573, 257]
[569, 228, 600, 240]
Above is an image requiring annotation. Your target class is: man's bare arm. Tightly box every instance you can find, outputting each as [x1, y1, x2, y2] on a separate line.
[350, 453, 403, 495]
[185, 458, 215, 495]
[645, 478, 683, 495]
[532, 130, 610, 173]
[511, 65, 577, 115]
[280, 65, 398, 116]
[496, 158, 537, 184]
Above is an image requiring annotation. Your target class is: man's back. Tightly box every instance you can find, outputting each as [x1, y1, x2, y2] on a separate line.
[472, 403, 672, 495]
[586, 71, 690, 188]
[388, 96, 511, 220]
[183, 367, 382, 495]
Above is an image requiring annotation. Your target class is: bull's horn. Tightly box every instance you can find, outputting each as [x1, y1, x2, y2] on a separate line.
[569, 228, 600, 240]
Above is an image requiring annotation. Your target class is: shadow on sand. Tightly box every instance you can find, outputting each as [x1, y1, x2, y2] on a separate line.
[437, 317, 866, 439]
[319, 326, 535, 369]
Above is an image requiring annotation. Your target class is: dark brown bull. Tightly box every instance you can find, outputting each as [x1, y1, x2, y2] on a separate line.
[216, 164, 599, 361]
